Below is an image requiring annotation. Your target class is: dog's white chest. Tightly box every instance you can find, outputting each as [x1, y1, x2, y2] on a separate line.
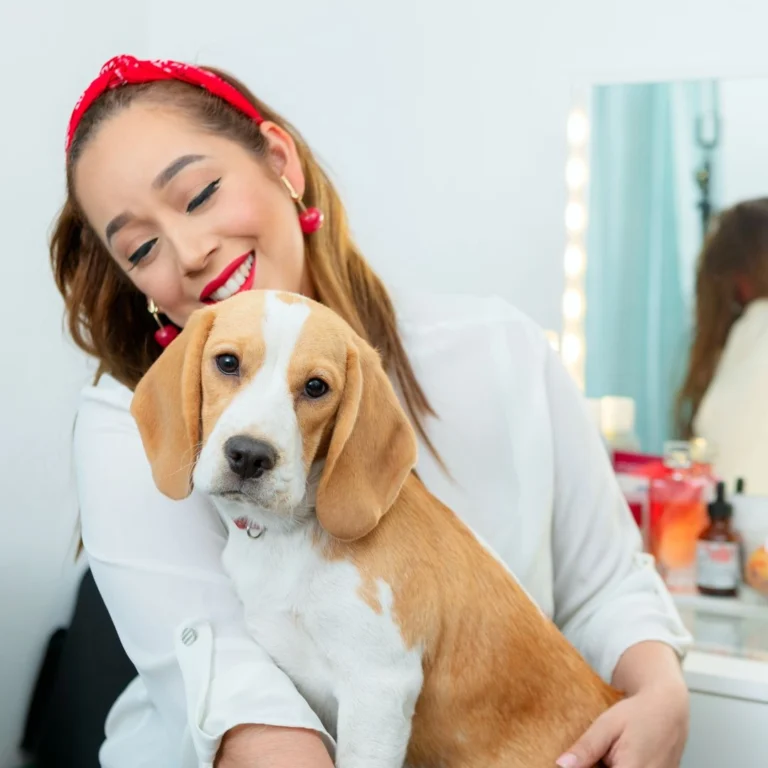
[221, 523, 422, 739]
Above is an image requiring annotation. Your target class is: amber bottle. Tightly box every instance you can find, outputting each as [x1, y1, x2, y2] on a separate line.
[696, 481, 742, 597]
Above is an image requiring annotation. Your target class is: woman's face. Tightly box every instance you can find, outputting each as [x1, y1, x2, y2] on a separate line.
[74, 102, 314, 328]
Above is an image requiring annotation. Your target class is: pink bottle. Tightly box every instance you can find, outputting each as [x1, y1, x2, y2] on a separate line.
[649, 441, 711, 592]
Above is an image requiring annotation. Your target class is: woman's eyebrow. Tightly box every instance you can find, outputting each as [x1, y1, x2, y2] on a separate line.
[152, 153, 208, 189]
[106, 212, 133, 245]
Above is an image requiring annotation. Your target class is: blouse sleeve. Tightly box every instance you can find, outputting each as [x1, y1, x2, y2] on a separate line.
[73, 377, 334, 767]
[543, 347, 692, 682]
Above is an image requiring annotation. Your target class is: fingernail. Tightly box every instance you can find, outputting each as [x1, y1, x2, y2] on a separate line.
[555, 754, 580, 768]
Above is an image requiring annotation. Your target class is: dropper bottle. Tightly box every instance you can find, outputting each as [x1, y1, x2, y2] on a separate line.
[696, 481, 742, 597]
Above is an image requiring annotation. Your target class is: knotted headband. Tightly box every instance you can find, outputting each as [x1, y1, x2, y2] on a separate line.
[65, 54, 264, 152]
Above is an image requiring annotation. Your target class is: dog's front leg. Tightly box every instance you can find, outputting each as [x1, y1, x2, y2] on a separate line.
[333, 677, 420, 768]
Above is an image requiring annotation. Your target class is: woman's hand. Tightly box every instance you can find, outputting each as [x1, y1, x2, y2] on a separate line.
[215, 724, 334, 768]
[556, 681, 689, 767]
[556, 641, 690, 768]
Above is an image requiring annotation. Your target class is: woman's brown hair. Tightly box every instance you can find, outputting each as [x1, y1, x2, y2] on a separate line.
[51, 65, 443, 466]
[676, 197, 768, 438]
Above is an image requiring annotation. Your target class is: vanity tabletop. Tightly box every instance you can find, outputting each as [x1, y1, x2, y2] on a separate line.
[674, 586, 768, 701]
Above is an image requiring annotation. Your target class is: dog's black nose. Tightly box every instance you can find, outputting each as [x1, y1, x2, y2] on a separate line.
[224, 436, 278, 480]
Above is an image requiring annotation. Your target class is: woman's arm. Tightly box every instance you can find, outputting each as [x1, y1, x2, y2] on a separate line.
[611, 639, 687, 696]
[74, 378, 334, 767]
[539, 346, 691, 767]
[216, 726, 333, 767]
[541, 345, 692, 681]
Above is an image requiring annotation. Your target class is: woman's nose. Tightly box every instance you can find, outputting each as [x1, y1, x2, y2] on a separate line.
[173, 233, 219, 276]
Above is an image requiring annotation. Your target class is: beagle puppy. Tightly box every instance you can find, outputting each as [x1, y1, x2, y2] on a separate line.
[131, 290, 622, 768]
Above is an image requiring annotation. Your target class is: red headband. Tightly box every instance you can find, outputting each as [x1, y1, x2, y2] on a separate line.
[65, 54, 264, 152]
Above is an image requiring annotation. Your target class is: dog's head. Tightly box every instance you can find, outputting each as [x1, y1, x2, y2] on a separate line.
[130, 290, 418, 541]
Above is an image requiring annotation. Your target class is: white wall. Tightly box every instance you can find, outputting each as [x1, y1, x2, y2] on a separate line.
[0, 4, 147, 766]
[720, 77, 768, 207]
[4, 0, 768, 764]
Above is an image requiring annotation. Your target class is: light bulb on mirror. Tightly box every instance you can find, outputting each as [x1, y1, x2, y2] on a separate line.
[564, 244, 585, 276]
[562, 289, 584, 320]
[566, 157, 588, 190]
[561, 333, 582, 365]
[565, 202, 587, 233]
[567, 109, 589, 147]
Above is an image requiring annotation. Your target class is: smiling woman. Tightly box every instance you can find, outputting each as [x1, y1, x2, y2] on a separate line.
[50, 54, 692, 768]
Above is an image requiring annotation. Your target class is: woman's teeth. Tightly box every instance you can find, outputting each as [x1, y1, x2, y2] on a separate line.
[210, 254, 255, 302]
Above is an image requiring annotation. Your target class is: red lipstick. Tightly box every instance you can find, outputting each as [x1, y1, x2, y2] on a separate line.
[200, 251, 255, 301]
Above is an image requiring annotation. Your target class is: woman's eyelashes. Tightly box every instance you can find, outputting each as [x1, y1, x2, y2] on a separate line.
[128, 238, 158, 268]
[186, 178, 221, 213]
[126, 179, 222, 268]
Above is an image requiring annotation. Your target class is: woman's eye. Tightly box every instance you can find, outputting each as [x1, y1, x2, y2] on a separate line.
[187, 179, 221, 213]
[304, 378, 329, 398]
[128, 238, 158, 268]
[216, 353, 240, 376]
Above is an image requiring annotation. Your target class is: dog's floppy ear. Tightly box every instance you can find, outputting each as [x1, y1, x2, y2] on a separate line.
[130, 308, 216, 500]
[316, 341, 418, 541]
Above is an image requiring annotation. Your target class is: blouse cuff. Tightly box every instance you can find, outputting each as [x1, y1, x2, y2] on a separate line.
[174, 619, 336, 767]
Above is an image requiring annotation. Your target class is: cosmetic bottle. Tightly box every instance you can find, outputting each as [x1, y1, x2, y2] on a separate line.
[649, 441, 709, 592]
[697, 481, 742, 598]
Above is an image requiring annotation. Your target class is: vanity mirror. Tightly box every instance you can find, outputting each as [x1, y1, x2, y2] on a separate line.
[561, 76, 768, 476]
[554, 76, 768, 768]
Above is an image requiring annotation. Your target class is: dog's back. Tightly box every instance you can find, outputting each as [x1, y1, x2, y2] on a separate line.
[334, 475, 623, 768]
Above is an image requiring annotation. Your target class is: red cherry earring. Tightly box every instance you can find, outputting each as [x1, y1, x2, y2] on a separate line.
[148, 299, 179, 348]
[281, 176, 324, 234]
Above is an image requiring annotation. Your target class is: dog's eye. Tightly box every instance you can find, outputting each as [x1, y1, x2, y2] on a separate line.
[216, 354, 240, 376]
[304, 378, 328, 398]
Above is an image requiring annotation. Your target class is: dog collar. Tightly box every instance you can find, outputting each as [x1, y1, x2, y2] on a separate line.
[234, 517, 266, 539]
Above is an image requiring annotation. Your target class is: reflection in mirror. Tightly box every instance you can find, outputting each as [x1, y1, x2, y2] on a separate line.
[578, 77, 768, 595]
[584, 78, 768, 471]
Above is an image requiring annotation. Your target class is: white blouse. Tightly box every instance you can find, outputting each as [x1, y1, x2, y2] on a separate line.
[695, 298, 768, 495]
[73, 290, 691, 768]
